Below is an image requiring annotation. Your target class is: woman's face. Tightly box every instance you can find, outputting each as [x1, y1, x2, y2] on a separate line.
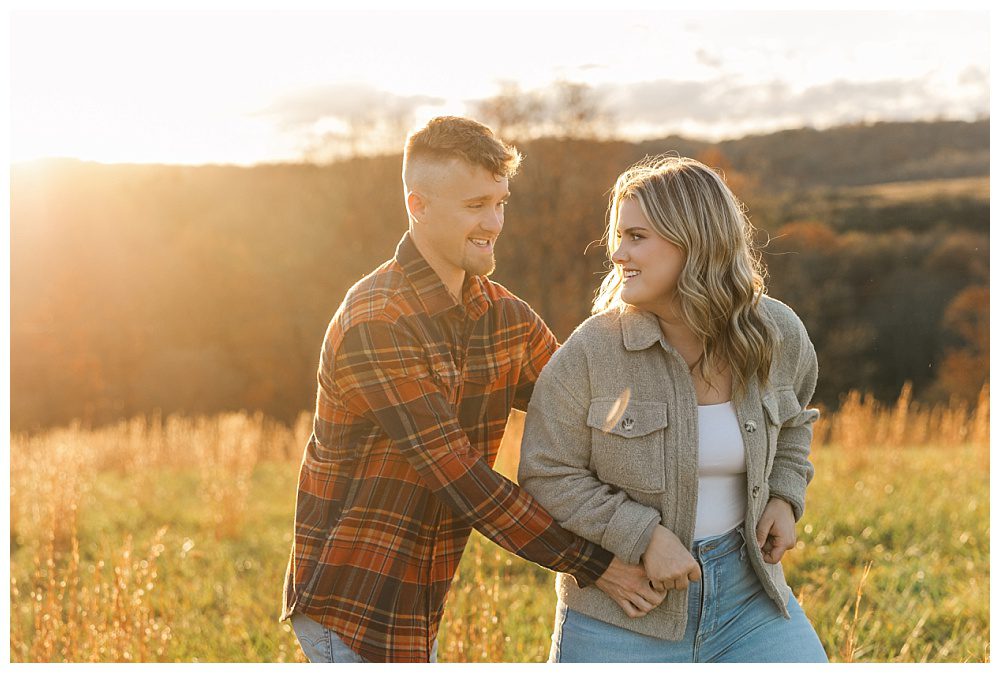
[611, 198, 687, 317]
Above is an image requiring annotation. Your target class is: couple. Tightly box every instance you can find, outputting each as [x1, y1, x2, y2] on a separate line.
[280, 116, 828, 663]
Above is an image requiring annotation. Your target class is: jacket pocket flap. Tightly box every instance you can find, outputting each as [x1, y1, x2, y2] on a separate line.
[762, 387, 801, 426]
[587, 399, 669, 438]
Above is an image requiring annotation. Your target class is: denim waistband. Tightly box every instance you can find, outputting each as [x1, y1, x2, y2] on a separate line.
[691, 526, 745, 563]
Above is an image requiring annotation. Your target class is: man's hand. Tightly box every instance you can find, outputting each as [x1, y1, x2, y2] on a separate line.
[641, 525, 701, 590]
[595, 557, 668, 618]
[756, 497, 797, 563]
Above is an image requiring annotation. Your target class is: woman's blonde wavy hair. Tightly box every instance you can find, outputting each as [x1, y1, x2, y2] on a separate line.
[592, 155, 775, 397]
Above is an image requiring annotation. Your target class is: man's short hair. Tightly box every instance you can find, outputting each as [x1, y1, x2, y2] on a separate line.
[403, 116, 522, 180]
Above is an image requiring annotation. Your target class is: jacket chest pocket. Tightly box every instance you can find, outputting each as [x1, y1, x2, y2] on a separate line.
[586, 399, 669, 493]
[761, 387, 802, 475]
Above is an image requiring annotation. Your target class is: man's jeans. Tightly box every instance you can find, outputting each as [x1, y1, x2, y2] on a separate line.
[291, 612, 439, 663]
[549, 527, 829, 663]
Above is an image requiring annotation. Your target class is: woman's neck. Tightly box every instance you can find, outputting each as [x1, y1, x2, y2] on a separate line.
[655, 314, 702, 366]
[655, 311, 733, 404]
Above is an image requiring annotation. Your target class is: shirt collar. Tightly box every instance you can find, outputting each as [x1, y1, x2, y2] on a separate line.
[394, 231, 491, 320]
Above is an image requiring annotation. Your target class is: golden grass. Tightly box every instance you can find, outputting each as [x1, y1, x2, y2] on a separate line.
[813, 382, 989, 451]
[844, 176, 989, 204]
[10, 524, 171, 662]
[8, 384, 989, 662]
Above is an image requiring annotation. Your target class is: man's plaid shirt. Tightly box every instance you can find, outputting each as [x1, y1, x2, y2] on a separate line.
[281, 233, 613, 662]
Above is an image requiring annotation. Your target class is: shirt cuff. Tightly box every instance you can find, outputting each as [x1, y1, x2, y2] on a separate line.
[568, 541, 614, 589]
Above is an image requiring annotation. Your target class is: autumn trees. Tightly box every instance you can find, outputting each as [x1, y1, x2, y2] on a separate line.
[10, 121, 989, 429]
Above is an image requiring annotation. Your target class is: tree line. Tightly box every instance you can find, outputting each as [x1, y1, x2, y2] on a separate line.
[10, 120, 988, 430]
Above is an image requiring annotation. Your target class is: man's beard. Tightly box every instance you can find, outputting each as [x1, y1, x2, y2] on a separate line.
[462, 251, 496, 277]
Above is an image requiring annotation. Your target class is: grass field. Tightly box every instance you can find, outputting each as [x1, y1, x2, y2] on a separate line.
[9, 389, 990, 663]
[844, 176, 989, 204]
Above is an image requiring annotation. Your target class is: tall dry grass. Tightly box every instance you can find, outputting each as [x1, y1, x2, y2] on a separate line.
[8, 386, 988, 662]
[441, 541, 508, 663]
[811, 383, 989, 475]
[10, 523, 172, 662]
[812, 382, 989, 451]
[9, 409, 314, 662]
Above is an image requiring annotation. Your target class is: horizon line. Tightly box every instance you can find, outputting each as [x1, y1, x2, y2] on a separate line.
[10, 115, 988, 170]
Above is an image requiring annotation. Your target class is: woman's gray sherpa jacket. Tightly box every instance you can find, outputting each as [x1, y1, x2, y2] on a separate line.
[518, 296, 820, 640]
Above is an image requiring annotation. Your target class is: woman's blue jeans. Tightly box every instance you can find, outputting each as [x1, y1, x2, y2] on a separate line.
[549, 527, 829, 663]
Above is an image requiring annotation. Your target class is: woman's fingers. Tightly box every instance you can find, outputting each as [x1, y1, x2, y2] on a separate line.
[764, 540, 790, 563]
[687, 564, 702, 582]
[647, 562, 700, 586]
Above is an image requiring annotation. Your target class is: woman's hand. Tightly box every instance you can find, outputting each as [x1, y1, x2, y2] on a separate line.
[595, 557, 669, 618]
[641, 525, 701, 590]
[756, 497, 796, 563]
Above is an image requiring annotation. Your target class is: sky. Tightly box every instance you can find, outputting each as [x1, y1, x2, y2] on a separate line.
[8, 8, 992, 165]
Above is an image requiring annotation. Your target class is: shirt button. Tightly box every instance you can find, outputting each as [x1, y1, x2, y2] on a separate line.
[744, 420, 757, 433]
[620, 417, 635, 433]
[752, 485, 761, 497]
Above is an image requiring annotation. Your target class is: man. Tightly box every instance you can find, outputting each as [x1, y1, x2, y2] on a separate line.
[281, 116, 664, 663]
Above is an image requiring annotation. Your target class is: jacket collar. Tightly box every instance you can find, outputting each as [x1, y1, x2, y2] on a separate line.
[620, 305, 664, 351]
[620, 298, 785, 353]
[394, 231, 491, 321]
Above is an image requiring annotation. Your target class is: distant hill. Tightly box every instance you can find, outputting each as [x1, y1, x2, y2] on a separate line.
[635, 119, 988, 190]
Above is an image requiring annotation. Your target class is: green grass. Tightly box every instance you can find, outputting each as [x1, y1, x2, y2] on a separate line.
[10, 445, 988, 662]
[441, 444, 990, 662]
[784, 444, 989, 662]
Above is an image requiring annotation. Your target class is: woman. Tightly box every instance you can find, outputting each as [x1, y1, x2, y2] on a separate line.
[518, 156, 828, 663]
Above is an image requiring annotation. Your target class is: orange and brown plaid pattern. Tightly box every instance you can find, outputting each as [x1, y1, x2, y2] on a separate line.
[281, 233, 612, 662]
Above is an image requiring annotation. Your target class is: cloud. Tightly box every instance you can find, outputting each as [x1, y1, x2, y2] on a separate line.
[260, 83, 445, 130]
[261, 75, 988, 159]
[593, 75, 983, 138]
[958, 66, 987, 87]
[695, 49, 722, 69]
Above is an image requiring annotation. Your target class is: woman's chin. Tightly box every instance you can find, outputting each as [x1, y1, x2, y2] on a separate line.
[620, 289, 643, 309]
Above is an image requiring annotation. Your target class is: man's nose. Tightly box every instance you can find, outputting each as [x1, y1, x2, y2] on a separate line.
[482, 209, 503, 233]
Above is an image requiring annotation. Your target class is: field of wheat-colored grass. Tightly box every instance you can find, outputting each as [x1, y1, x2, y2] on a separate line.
[9, 385, 989, 662]
[843, 176, 989, 204]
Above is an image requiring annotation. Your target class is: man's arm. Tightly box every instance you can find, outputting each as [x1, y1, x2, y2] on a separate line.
[327, 318, 612, 586]
[511, 310, 559, 411]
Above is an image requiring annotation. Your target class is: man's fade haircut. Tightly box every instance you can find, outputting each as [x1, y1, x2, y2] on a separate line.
[403, 116, 522, 183]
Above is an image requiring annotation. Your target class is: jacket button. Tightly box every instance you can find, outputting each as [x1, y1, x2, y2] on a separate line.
[752, 485, 761, 497]
[620, 417, 635, 432]
[744, 420, 757, 433]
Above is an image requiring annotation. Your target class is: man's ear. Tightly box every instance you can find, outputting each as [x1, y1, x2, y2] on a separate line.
[406, 191, 427, 222]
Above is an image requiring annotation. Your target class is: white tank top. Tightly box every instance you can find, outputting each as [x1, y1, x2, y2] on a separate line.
[693, 401, 747, 540]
